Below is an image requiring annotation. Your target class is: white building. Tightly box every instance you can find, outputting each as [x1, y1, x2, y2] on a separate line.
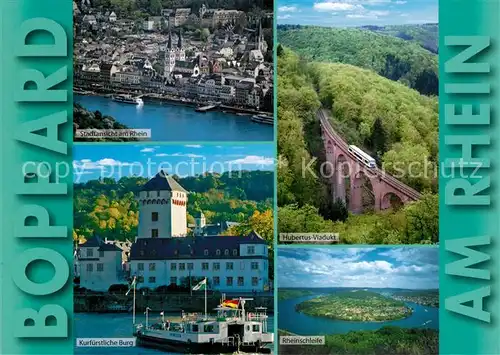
[76, 171, 270, 293]
[129, 171, 270, 292]
[76, 236, 127, 292]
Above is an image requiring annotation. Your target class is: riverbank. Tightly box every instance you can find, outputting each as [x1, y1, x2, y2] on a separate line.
[74, 88, 273, 117]
[74, 94, 274, 141]
[278, 327, 438, 355]
[74, 292, 274, 313]
[295, 291, 412, 322]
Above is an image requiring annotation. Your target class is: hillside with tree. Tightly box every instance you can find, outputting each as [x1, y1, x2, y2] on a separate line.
[361, 23, 438, 54]
[277, 47, 438, 244]
[277, 25, 438, 96]
[73, 171, 273, 244]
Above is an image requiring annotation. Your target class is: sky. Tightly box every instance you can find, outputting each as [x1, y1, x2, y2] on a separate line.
[73, 144, 274, 183]
[277, 0, 437, 27]
[278, 247, 439, 289]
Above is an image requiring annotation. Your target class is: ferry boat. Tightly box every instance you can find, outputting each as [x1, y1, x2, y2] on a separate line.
[98, 302, 130, 313]
[134, 298, 273, 354]
[251, 114, 274, 126]
[112, 94, 143, 105]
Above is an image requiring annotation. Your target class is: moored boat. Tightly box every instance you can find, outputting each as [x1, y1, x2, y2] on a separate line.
[112, 94, 143, 105]
[251, 114, 274, 126]
[134, 298, 273, 354]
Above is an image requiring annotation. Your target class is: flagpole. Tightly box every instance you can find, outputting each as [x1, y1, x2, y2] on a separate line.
[204, 277, 207, 320]
[133, 277, 136, 325]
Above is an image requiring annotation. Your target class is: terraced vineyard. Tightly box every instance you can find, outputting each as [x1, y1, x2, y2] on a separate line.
[296, 290, 412, 321]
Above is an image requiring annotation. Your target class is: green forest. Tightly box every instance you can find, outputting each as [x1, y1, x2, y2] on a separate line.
[277, 25, 438, 96]
[277, 39, 438, 243]
[279, 327, 438, 355]
[361, 23, 438, 54]
[73, 171, 273, 245]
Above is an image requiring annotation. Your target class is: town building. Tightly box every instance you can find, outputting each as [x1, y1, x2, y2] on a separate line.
[75, 236, 128, 292]
[128, 171, 270, 292]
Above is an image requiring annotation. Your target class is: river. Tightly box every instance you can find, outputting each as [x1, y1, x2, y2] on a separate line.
[278, 292, 439, 335]
[75, 95, 273, 142]
[75, 313, 275, 354]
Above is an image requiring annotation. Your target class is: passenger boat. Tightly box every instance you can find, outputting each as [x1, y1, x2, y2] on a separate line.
[112, 94, 143, 105]
[251, 114, 274, 125]
[98, 302, 130, 313]
[134, 298, 273, 354]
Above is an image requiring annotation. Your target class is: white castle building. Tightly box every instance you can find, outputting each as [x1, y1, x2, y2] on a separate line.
[77, 171, 270, 293]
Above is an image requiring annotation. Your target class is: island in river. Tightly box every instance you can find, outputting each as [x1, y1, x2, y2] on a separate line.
[296, 290, 412, 322]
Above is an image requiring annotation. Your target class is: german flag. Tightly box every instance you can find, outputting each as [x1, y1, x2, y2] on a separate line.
[221, 299, 239, 309]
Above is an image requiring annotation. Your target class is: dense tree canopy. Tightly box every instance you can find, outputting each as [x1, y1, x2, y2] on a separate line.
[74, 172, 273, 243]
[277, 25, 438, 96]
[277, 47, 438, 243]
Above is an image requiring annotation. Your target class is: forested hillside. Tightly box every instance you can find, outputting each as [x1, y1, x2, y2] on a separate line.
[277, 25, 438, 96]
[361, 23, 438, 54]
[73, 171, 273, 243]
[277, 48, 438, 244]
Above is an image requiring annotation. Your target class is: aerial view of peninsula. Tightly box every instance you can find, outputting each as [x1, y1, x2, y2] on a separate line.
[278, 247, 439, 354]
[73, 0, 273, 142]
[277, 0, 438, 244]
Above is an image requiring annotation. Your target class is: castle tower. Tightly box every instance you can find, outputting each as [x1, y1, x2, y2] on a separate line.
[194, 211, 206, 236]
[137, 170, 188, 239]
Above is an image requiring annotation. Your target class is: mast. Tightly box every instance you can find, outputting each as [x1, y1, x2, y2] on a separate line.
[204, 277, 207, 320]
[133, 278, 136, 324]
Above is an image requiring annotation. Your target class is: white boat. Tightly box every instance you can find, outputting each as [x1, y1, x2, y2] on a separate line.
[112, 94, 143, 105]
[134, 298, 273, 354]
[251, 115, 274, 126]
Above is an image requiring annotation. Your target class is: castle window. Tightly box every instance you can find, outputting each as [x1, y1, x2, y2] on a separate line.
[179, 263, 185, 270]
[251, 262, 259, 270]
[224, 249, 229, 256]
[86, 264, 93, 272]
[152, 212, 158, 221]
[99, 250, 104, 258]
[151, 229, 159, 238]
[204, 249, 209, 256]
[238, 277, 244, 286]
[149, 276, 156, 283]
[213, 276, 220, 286]
[140, 250, 145, 256]
[87, 249, 93, 257]
[138, 263, 144, 271]
[226, 262, 233, 270]
[149, 263, 156, 271]
[97, 263, 104, 272]
[171, 263, 177, 271]
[187, 263, 193, 270]
[233, 249, 238, 256]
[247, 246, 255, 255]
[252, 277, 258, 286]
[216, 249, 221, 256]
[202, 263, 209, 270]
[226, 277, 233, 286]
[213, 262, 220, 271]
[157, 191, 160, 197]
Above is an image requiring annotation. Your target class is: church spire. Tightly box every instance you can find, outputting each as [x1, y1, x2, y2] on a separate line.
[177, 29, 183, 49]
[167, 30, 172, 49]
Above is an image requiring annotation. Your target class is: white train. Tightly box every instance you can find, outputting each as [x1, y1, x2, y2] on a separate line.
[348, 145, 376, 168]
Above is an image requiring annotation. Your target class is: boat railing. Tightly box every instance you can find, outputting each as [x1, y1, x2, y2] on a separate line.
[221, 336, 236, 347]
[246, 312, 268, 321]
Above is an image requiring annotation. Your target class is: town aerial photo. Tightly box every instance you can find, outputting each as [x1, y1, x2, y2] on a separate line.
[73, 0, 273, 142]
[277, 0, 438, 244]
[278, 247, 439, 355]
[73, 144, 275, 354]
